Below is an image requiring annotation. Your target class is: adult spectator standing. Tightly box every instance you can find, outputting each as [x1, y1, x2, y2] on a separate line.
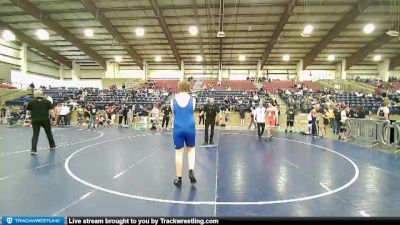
[334, 105, 341, 135]
[29, 82, 35, 94]
[127, 107, 133, 127]
[202, 97, 220, 145]
[254, 102, 266, 139]
[310, 106, 318, 137]
[161, 103, 172, 130]
[87, 102, 97, 129]
[150, 104, 160, 129]
[285, 104, 296, 133]
[123, 105, 129, 126]
[198, 104, 205, 126]
[248, 107, 257, 130]
[355, 105, 367, 119]
[239, 104, 245, 127]
[118, 106, 124, 127]
[328, 106, 335, 134]
[26, 90, 56, 155]
[377, 102, 390, 120]
[0, 104, 5, 124]
[339, 106, 349, 140]
[58, 103, 70, 126]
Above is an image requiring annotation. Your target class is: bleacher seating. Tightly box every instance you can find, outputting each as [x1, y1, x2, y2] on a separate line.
[302, 81, 322, 92]
[5, 87, 171, 110]
[195, 90, 269, 111]
[202, 80, 256, 91]
[264, 80, 322, 93]
[0, 84, 17, 89]
[277, 89, 400, 114]
[264, 81, 295, 93]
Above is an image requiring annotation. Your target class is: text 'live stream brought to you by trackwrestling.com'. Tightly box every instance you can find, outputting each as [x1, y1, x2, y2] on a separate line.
[2, 216, 400, 225]
[1, 217, 220, 225]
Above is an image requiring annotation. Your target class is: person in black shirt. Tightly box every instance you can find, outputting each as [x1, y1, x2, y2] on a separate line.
[26, 90, 56, 155]
[201, 97, 220, 145]
[29, 82, 35, 94]
[285, 105, 296, 133]
[355, 105, 367, 119]
[198, 104, 205, 125]
[87, 102, 97, 129]
[161, 103, 172, 130]
[0, 105, 5, 124]
[118, 106, 124, 127]
[239, 104, 245, 127]
[122, 105, 129, 126]
[333, 106, 341, 135]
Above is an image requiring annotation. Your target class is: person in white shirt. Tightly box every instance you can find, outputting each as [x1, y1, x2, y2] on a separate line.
[150, 105, 160, 129]
[58, 103, 70, 125]
[254, 102, 266, 138]
[307, 111, 312, 134]
[339, 106, 349, 140]
[377, 103, 390, 120]
[253, 94, 259, 101]
[248, 107, 257, 130]
[46, 95, 53, 104]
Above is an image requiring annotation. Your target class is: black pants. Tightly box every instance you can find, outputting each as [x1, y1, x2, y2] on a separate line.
[257, 123, 265, 137]
[162, 115, 170, 128]
[311, 118, 317, 136]
[32, 119, 55, 151]
[199, 115, 205, 125]
[123, 114, 128, 125]
[205, 119, 215, 143]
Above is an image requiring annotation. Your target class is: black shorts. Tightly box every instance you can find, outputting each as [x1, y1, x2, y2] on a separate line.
[287, 121, 294, 126]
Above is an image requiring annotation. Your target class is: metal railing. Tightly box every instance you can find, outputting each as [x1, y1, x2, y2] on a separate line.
[346, 118, 400, 152]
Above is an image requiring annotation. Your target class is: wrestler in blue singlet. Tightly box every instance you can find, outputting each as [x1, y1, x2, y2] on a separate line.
[173, 96, 196, 149]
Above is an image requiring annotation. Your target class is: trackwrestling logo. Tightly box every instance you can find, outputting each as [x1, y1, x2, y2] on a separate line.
[2, 216, 64, 225]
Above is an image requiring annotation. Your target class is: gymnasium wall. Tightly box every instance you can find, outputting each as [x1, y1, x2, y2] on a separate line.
[0, 40, 60, 79]
[11, 70, 102, 89]
[0, 39, 20, 68]
[1, 40, 399, 84]
[0, 64, 12, 82]
[347, 64, 378, 80]
[26, 50, 59, 78]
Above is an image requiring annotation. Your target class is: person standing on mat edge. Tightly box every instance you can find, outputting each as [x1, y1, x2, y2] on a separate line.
[27, 90, 56, 155]
[171, 80, 197, 187]
[254, 101, 266, 139]
[285, 104, 296, 133]
[161, 103, 171, 130]
[202, 97, 221, 145]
